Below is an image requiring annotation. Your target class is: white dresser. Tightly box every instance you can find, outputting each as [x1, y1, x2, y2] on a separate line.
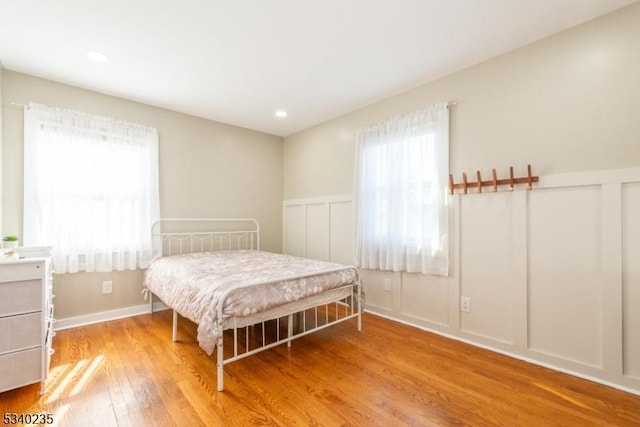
[0, 248, 53, 394]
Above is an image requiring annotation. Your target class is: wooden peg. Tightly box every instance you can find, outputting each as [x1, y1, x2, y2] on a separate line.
[462, 172, 468, 194]
[527, 164, 533, 189]
[492, 169, 497, 192]
[509, 167, 514, 191]
[449, 174, 454, 195]
[476, 171, 482, 193]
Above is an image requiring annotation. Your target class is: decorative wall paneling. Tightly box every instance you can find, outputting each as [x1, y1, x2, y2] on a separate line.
[622, 183, 640, 380]
[282, 168, 640, 395]
[282, 195, 353, 266]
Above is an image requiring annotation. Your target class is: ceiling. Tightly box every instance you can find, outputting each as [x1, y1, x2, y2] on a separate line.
[0, 0, 637, 137]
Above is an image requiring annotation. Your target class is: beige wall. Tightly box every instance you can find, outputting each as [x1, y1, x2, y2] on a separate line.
[282, 3, 640, 394]
[2, 71, 283, 319]
[284, 3, 640, 199]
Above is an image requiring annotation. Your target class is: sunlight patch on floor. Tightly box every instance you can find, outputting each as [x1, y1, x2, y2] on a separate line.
[51, 403, 69, 427]
[46, 355, 105, 404]
[534, 382, 593, 411]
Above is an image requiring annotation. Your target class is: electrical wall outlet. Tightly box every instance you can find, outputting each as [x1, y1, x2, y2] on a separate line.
[102, 280, 113, 294]
[383, 278, 391, 292]
[460, 296, 471, 313]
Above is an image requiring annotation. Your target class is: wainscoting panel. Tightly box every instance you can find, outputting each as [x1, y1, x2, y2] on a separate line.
[528, 185, 603, 368]
[359, 269, 397, 313]
[305, 203, 330, 261]
[283, 168, 640, 394]
[622, 182, 640, 380]
[459, 192, 517, 344]
[401, 273, 449, 326]
[283, 204, 305, 257]
[283, 196, 352, 264]
[329, 201, 353, 265]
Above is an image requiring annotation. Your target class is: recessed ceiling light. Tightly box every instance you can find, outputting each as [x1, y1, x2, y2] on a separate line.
[275, 110, 287, 118]
[86, 51, 109, 63]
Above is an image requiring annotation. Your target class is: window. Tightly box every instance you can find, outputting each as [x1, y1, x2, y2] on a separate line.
[24, 103, 160, 273]
[354, 103, 449, 275]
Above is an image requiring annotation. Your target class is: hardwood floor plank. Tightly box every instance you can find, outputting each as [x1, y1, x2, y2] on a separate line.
[1, 311, 638, 426]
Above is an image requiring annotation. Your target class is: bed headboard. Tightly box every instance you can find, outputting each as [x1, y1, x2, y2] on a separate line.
[151, 218, 260, 256]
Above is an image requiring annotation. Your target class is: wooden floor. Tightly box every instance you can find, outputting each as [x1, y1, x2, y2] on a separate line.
[1, 311, 639, 426]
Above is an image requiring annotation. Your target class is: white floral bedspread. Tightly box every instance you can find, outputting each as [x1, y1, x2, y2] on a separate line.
[144, 250, 358, 354]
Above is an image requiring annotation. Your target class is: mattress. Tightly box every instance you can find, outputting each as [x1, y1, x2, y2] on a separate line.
[144, 250, 358, 354]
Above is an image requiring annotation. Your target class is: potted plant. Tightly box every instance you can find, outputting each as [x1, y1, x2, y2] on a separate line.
[2, 235, 19, 249]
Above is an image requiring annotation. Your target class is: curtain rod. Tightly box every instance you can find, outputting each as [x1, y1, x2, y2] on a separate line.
[10, 100, 458, 109]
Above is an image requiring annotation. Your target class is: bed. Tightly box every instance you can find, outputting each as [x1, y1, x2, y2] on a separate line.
[144, 218, 363, 391]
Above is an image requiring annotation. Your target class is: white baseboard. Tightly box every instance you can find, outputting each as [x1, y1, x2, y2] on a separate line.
[55, 301, 169, 331]
[153, 301, 169, 312]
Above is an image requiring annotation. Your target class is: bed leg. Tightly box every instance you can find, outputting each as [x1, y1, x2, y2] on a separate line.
[287, 314, 293, 348]
[172, 310, 178, 342]
[217, 337, 224, 391]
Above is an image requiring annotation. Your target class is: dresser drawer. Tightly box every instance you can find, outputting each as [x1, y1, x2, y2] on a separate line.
[0, 348, 41, 393]
[0, 279, 42, 316]
[0, 312, 42, 354]
[0, 261, 45, 281]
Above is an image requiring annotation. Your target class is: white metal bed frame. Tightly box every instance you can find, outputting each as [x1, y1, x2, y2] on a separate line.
[147, 218, 362, 391]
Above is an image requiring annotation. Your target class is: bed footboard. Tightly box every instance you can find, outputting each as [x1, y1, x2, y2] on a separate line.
[215, 278, 362, 391]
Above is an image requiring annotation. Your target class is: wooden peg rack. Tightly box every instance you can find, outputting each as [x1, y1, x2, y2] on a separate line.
[448, 165, 538, 195]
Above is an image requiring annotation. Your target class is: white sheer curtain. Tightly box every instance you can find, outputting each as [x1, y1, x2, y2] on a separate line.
[24, 103, 160, 273]
[354, 102, 449, 276]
